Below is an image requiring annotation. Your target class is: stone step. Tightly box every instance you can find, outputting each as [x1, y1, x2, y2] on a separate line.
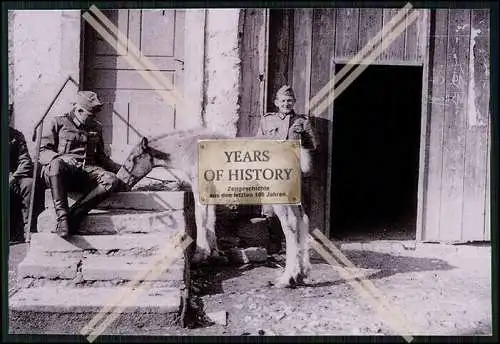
[37, 209, 187, 235]
[9, 309, 182, 335]
[9, 283, 187, 334]
[81, 256, 185, 282]
[18, 253, 185, 282]
[29, 233, 192, 255]
[18, 254, 82, 280]
[9, 286, 182, 314]
[44, 190, 186, 211]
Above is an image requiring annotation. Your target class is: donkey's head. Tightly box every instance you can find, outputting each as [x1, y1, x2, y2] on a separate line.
[116, 136, 170, 190]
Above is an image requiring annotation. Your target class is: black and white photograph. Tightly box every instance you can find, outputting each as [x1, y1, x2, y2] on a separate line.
[3, 2, 495, 339]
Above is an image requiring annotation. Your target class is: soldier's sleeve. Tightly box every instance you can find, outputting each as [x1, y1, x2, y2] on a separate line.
[255, 114, 268, 138]
[96, 126, 120, 173]
[38, 117, 60, 165]
[301, 117, 318, 151]
[11, 131, 34, 178]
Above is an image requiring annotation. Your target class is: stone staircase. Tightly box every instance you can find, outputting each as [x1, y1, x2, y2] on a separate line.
[9, 190, 196, 335]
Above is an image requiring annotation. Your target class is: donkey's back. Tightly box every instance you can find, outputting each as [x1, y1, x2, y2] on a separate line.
[147, 127, 232, 177]
[148, 127, 311, 176]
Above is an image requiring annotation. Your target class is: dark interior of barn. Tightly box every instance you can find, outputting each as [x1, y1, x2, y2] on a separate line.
[330, 64, 423, 241]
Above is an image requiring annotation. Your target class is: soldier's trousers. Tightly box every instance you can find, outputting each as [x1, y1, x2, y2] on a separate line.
[9, 177, 44, 240]
[41, 158, 120, 195]
[39, 158, 120, 234]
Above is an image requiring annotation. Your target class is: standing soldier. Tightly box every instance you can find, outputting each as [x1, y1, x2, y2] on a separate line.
[39, 91, 122, 238]
[9, 103, 39, 242]
[256, 85, 318, 253]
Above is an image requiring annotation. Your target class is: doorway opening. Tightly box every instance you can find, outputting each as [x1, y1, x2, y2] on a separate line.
[330, 64, 423, 241]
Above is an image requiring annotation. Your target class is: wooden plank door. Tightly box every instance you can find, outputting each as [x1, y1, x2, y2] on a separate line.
[265, 9, 334, 236]
[84, 9, 185, 155]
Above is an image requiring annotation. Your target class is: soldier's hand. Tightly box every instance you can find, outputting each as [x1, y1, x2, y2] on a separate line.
[9, 175, 16, 187]
[60, 155, 81, 167]
[290, 122, 304, 133]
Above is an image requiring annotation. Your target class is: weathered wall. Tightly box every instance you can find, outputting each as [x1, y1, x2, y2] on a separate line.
[8, 11, 14, 106]
[238, 9, 269, 138]
[422, 9, 491, 242]
[239, 8, 491, 242]
[203, 9, 242, 137]
[10, 10, 81, 156]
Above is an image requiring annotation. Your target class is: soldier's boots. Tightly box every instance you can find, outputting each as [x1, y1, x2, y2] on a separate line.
[68, 184, 112, 228]
[49, 176, 70, 238]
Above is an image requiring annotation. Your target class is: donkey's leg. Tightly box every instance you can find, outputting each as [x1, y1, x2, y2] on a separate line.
[297, 206, 311, 285]
[273, 205, 301, 288]
[193, 200, 210, 263]
[206, 204, 220, 255]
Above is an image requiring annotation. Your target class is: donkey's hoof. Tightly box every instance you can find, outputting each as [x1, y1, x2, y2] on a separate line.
[273, 274, 297, 289]
[298, 264, 311, 284]
[192, 248, 210, 264]
[296, 273, 309, 286]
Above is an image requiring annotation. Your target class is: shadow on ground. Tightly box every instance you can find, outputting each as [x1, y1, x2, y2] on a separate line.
[190, 261, 260, 297]
[305, 249, 456, 288]
[190, 247, 456, 296]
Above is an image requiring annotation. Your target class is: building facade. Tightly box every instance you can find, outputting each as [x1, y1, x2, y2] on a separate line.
[8, 8, 491, 243]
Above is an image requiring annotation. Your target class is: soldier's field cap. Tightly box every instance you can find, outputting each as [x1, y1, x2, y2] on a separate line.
[74, 91, 103, 113]
[276, 85, 295, 99]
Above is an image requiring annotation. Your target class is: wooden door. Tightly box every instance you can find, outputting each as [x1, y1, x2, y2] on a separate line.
[84, 9, 185, 152]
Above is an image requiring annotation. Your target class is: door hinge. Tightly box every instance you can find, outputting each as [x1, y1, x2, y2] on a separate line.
[174, 59, 185, 71]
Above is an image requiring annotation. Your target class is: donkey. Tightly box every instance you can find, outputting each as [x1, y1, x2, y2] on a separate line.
[115, 128, 312, 288]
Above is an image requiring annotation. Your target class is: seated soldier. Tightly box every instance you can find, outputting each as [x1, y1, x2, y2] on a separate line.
[256, 85, 318, 253]
[9, 103, 41, 242]
[39, 91, 122, 238]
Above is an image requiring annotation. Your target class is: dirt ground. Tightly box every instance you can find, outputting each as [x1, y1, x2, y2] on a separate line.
[7, 239, 493, 338]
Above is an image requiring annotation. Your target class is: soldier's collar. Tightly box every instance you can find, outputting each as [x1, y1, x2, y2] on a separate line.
[69, 111, 85, 128]
[277, 110, 295, 120]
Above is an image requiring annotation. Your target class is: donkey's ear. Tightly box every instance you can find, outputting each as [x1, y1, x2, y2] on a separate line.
[140, 137, 149, 149]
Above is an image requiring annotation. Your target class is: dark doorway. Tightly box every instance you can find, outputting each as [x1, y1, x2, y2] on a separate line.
[330, 64, 423, 241]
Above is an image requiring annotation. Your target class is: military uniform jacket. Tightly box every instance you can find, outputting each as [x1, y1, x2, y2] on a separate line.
[9, 127, 34, 178]
[257, 111, 317, 150]
[39, 111, 117, 172]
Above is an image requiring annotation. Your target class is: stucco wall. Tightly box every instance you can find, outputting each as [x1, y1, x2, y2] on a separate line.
[203, 9, 242, 137]
[10, 10, 81, 156]
[10, 9, 243, 154]
[8, 11, 14, 105]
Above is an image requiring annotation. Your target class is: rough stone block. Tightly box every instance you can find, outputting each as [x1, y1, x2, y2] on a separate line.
[207, 311, 227, 326]
[218, 236, 240, 250]
[237, 218, 270, 248]
[227, 247, 268, 264]
[37, 209, 186, 235]
[18, 253, 81, 280]
[244, 247, 268, 262]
